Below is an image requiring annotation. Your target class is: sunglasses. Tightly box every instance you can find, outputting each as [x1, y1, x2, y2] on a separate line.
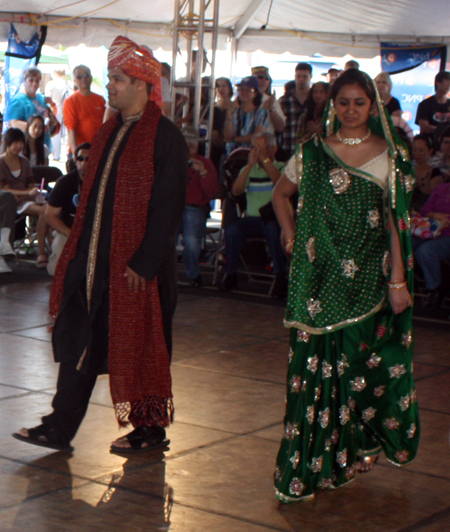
[76, 156, 89, 162]
[256, 75, 270, 80]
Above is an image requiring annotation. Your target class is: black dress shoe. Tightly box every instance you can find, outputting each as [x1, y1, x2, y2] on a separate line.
[189, 275, 202, 287]
[423, 287, 443, 310]
[219, 272, 237, 292]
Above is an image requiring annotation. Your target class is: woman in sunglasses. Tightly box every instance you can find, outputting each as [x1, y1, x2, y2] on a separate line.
[252, 66, 286, 135]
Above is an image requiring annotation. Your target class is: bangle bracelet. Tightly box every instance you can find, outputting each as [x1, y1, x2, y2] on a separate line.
[285, 238, 295, 253]
[388, 281, 407, 290]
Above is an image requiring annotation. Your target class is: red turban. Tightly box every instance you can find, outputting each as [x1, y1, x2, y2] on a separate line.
[108, 35, 162, 108]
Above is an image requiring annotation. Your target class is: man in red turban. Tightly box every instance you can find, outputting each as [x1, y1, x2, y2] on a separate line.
[13, 36, 188, 454]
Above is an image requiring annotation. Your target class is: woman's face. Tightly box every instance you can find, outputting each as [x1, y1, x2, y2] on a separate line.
[412, 139, 432, 163]
[334, 83, 372, 130]
[216, 79, 231, 99]
[313, 84, 328, 105]
[375, 76, 390, 98]
[237, 86, 256, 103]
[8, 141, 25, 155]
[28, 118, 44, 139]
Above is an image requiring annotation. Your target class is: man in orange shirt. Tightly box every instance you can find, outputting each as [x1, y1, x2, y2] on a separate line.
[63, 65, 106, 155]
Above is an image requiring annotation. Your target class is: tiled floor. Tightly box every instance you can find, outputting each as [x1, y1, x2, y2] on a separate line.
[1, 279, 450, 532]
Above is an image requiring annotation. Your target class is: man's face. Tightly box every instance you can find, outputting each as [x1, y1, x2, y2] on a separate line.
[74, 67, 92, 91]
[436, 78, 450, 96]
[253, 136, 276, 158]
[107, 67, 140, 111]
[295, 69, 312, 91]
[23, 74, 41, 98]
[75, 148, 90, 180]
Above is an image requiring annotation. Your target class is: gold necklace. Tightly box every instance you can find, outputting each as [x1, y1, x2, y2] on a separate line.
[336, 129, 371, 145]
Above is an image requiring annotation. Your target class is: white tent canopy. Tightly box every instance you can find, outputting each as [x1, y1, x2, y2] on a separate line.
[0, 0, 449, 57]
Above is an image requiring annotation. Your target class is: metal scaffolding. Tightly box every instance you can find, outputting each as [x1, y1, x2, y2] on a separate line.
[171, 0, 220, 156]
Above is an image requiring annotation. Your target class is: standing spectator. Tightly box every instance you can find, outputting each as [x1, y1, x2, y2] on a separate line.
[326, 67, 341, 83]
[223, 76, 268, 156]
[220, 132, 287, 297]
[344, 59, 360, 70]
[297, 82, 330, 143]
[160, 62, 173, 118]
[179, 127, 220, 287]
[415, 71, 450, 136]
[45, 69, 70, 160]
[23, 114, 50, 166]
[251, 66, 285, 135]
[5, 67, 53, 150]
[375, 72, 402, 118]
[63, 65, 105, 156]
[44, 142, 90, 275]
[12, 36, 188, 454]
[278, 63, 312, 161]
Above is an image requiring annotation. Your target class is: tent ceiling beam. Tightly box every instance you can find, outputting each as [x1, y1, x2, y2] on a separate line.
[233, 0, 267, 40]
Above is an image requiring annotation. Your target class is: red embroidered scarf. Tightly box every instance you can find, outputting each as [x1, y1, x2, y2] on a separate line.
[50, 100, 173, 427]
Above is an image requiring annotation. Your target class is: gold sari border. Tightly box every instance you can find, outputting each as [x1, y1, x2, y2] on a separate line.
[284, 296, 386, 335]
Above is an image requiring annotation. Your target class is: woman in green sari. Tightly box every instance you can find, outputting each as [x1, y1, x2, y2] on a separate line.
[272, 69, 419, 502]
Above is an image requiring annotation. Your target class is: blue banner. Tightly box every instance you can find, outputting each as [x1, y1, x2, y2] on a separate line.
[381, 42, 446, 75]
[4, 24, 44, 126]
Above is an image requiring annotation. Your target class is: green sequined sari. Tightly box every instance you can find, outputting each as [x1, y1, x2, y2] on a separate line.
[274, 96, 419, 503]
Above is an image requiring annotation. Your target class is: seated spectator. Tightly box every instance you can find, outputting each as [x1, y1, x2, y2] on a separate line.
[251, 66, 286, 135]
[0, 128, 49, 268]
[23, 114, 50, 166]
[44, 142, 90, 275]
[375, 72, 402, 117]
[223, 76, 268, 156]
[219, 132, 287, 297]
[179, 128, 220, 287]
[5, 67, 53, 150]
[297, 81, 330, 143]
[411, 134, 444, 212]
[430, 126, 450, 181]
[412, 182, 450, 309]
[0, 191, 17, 273]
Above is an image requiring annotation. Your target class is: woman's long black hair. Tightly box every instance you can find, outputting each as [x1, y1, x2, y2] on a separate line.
[23, 114, 46, 166]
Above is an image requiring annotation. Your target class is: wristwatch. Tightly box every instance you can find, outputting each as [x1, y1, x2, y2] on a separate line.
[262, 157, 271, 164]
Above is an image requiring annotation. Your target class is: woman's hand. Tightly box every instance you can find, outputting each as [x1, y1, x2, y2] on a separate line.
[191, 158, 206, 174]
[389, 288, 412, 314]
[27, 187, 39, 197]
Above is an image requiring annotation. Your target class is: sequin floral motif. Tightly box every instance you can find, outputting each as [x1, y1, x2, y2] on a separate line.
[290, 451, 301, 469]
[297, 330, 311, 343]
[288, 347, 294, 363]
[309, 456, 323, 473]
[307, 355, 319, 374]
[395, 450, 409, 463]
[407, 423, 417, 439]
[336, 448, 347, 468]
[374, 385, 386, 397]
[307, 299, 322, 318]
[322, 361, 332, 379]
[289, 478, 305, 496]
[318, 478, 334, 489]
[337, 354, 349, 377]
[340, 405, 350, 425]
[367, 209, 380, 228]
[348, 397, 356, 411]
[341, 258, 359, 279]
[284, 422, 300, 440]
[398, 395, 410, 411]
[366, 353, 381, 369]
[289, 375, 302, 393]
[306, 405, 315, 424]
[306, 237, 316, 263]
[384, 417, 400, 430]
[314, 386, 322, 401]
[382, 250, 390, 278]
[345, 465, 356, 479]
[410, 388, 417, 403]
[389, 364, 407, 379]
[318, 408, 330, 429]
[402, 331, 413, 349]
[362, 407, 377, 421]
[329, 167, 351, 194]
[350, 376, 367, 392]
[274, 466, 281, 480]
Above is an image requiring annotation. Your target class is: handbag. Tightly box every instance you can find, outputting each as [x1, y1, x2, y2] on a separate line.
[46, 105, 61, 137]
[410, 215, 443, 239]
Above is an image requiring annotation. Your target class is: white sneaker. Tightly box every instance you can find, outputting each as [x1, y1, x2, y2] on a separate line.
[0, 241, 15, 257]
[0, 256, 12, 273]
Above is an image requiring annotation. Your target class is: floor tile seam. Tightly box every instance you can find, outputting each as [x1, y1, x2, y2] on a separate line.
[174, 325, 285, 341]
[0, 324, 52, 335]
[376, 460, 450, 483]
[5, 333, 52, 344]
[0, 384, 55, 395]
[394, 504, 450, 532]
[0, 390, 42, 402]
[171, 362, 286, 385]
[414, 368, 450, 382]
[418, 406, 450, 416]
[0, 485, 77, 512]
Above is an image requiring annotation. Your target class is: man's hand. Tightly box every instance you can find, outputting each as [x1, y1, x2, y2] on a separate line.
[248, 146, 259, 167]
[124, 265, 146, 291]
